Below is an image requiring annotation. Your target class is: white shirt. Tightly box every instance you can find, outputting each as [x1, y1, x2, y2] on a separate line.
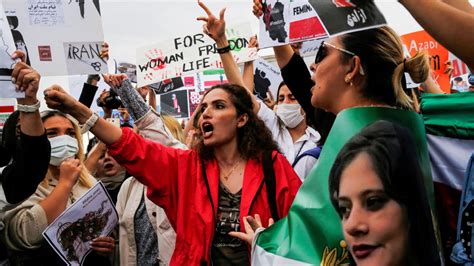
[257, 102, 320, 181]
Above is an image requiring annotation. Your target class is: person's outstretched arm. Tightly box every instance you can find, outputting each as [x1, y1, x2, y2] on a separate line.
[197, 0, 260, 114]
[400, 0, 474, 69]
[2, 53, 50, 204]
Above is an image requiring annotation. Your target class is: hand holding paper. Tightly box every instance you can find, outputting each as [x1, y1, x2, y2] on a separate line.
[252, 0, 263, 17]
[12, 50, 27, 64]
[90, 236, 115, 256]
[12, 61, 40, 105]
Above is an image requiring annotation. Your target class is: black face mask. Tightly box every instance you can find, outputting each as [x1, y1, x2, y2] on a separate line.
[0, 111, 20, 167]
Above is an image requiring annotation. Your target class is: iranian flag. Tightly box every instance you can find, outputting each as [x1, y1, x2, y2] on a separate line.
[252, 107, 437, 265]
[0, 105, 15, 129]
[420, 92, 474, 258]
[201, 69, 228, 88]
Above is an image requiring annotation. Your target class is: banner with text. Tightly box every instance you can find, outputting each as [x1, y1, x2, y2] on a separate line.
[136, 23, 257, 87]
[259, 0, 386, 48]
[401, 30, 450, 93]
[3, 0, 107, 76]
[0, 1, 23, 98]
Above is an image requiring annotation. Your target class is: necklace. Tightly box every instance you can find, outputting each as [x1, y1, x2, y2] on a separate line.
[219, 160, 241, 180]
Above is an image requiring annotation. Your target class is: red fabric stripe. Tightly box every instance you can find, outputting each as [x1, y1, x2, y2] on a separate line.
[0, 106, 15, 113]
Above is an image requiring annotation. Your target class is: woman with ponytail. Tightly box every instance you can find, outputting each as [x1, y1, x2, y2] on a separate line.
[310, 26, 430, 114]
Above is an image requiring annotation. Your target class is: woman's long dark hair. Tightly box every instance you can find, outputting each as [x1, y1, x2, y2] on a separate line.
[328, 120, 441, 266]
[194, 83, 279, 161]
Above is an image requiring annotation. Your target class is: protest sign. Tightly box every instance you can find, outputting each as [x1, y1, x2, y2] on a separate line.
[42, 182, 118, 266]
[299, 38, 323, 57]
[259, 0, 327, 48]
[259, 0, 386, 49]
[253, 58, 282, 100]
[3, 0, 107, 76]
[159, 89, 189, 119]
[149, 77, 185, 95]
[450, 53, 470, 79]
[188, 87, 205, 117]
[136, 23, 257, 87]
[0, 2, 23, 98]
[401, 30, 450, 93]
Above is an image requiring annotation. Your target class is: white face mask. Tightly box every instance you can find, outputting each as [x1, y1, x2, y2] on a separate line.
[275, 103, 304, 129]
[49, 135, 79, 166]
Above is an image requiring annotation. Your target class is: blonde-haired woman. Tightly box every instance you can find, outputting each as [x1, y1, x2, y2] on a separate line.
[2, 110, 115, 265]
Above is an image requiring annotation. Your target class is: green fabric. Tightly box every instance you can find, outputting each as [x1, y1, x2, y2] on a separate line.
[421, 92, 474, 139]
[256, 107, 434, 265]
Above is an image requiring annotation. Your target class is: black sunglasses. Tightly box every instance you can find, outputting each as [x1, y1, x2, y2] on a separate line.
[314, 41, 327, 65]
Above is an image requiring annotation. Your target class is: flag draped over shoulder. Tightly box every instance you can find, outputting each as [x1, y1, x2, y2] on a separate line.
[420, 92, 474, 258]
[253, 107, 435, 265]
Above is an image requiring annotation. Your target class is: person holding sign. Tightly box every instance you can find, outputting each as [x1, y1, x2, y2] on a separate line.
[328, 120, 440, 265]
[198, 3, 320, 181]
[43, 62, 301, 266]
[2, 110, 115, 265]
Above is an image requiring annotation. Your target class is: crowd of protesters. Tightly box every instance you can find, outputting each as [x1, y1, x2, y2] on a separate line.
[0, 0, 473, 265]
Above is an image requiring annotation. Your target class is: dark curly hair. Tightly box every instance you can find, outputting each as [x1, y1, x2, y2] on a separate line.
[194, 83, 279, 161]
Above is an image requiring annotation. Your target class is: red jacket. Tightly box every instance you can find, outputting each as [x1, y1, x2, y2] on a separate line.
[109, 128, 302, 265]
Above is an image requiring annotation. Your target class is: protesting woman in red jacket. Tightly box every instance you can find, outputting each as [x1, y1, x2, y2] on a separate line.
[43, 77, 301, 265]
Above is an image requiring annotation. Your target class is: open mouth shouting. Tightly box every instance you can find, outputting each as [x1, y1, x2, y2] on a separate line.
[201, 122, 214, 139]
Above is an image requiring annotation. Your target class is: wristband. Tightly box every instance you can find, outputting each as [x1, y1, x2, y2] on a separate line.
[216, 45, 231, 54]
[17, 100, 40, 113]
[81, 112, 99, 134]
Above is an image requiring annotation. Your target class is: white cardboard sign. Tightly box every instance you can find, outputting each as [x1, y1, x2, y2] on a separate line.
[3, 0, 107, 76]
[136, 23, 257, 87]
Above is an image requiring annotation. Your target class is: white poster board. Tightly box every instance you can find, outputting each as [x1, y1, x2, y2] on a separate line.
[42, 182, 118, 266]
[259, 0, 386, 48]
[3, 0, 107, 76]
[253, 58, 283, 100]
[0, 1, 23, 98]
[136, 22, 257, 87]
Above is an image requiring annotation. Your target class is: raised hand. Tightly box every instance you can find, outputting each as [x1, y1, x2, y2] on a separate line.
[44, 85, 78, 113]
[228, 214, 274, 245]
[11, 50, 27, 64]
[196, 0, 226, 42]
[58, 158, 82, 188]
[103, 73, 128, 88]
[90, 236, 116, 256]
[100, 42, 109, 61]
[248, 35, 260, 51]
[12, 61, 41, 105]
[252, 0, 263, 17]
